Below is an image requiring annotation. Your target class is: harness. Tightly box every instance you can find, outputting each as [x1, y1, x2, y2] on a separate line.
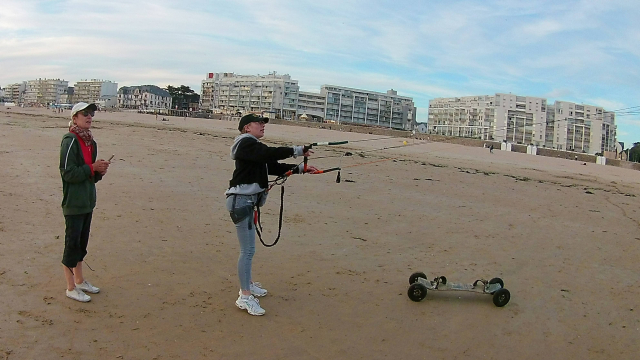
[227, 180, 287, 248]
[227, 143, 344, 247]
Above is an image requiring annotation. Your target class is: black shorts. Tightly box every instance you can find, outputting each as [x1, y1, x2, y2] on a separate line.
[62, 213, 93, 268]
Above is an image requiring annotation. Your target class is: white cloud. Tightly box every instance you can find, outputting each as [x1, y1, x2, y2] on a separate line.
[616, 118, 640, 128]
[2, 0, 640, 142]
[585, 99, 625, 111]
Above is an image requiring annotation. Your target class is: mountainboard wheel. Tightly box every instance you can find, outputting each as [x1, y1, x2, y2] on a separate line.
[407, 283, 428, 302]
[492, 288, 510, 307]
[409, 272, 427, 285]
[489, 277, 504, 288]
[488, 278, 504, 293]
[439, 276, 447, 285]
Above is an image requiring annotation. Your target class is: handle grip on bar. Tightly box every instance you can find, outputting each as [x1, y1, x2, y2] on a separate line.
[311, 141, 348, 146]
[309, 167, 340, 174]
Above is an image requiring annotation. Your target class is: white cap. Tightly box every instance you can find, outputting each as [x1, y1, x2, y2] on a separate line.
[70, 102, 97, 119]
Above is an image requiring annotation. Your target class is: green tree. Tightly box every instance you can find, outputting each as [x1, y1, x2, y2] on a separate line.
[164, 85, 200, 110]
[165, 85, 178, 96]
[628, 142, 640, 163]
[179, 85, 194, 94]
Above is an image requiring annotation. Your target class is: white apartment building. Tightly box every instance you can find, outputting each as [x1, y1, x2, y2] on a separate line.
[495, 93, 547, 146]
[24, 78, 69, 105]
[74, 79, 118, 104]
[428, 93, 547, 145]
[428, 95, 496, 139]
[200, 72, 416, 129]
[428, 94, 617, 154]
[4, 82, 26, 103]
[297, 91, 326, 119]
[322, 86, 416, 131]
[117, 85, 172, 109]
[201, 72, 299, 119]
[546, 101, 616, 154]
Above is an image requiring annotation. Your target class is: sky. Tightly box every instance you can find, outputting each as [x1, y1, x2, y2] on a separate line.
[1, 0, 640, 145]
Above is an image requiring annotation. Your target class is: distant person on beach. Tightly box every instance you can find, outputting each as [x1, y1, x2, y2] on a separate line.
[489, 144, 494, 153]
[225, 114, 318, 316]
[59, 102, 110, 302]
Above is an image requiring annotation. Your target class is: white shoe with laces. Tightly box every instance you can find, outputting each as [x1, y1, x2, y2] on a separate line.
[76, 280, 100, 294]
[235, 294, 265, 316]
[66, 288, 91, 302]
[250, 282, 267, 297]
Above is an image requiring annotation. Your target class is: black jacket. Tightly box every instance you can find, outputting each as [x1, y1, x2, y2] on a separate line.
[228, 135, 298, 189]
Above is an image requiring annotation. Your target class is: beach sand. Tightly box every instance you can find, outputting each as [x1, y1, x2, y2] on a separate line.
[1, 107, 639, 359]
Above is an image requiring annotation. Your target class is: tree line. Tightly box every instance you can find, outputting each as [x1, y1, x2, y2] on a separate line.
[165, 85, 200, 110]
[627, 142, 640, 162]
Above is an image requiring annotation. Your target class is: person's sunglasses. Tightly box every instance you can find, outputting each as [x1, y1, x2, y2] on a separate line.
[81, 110, 95, 117]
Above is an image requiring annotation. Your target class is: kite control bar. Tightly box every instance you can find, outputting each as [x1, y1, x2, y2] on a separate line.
[277, 140, 354, 184]
[303, 141, 349, 173]
[310, 141, 349, 146]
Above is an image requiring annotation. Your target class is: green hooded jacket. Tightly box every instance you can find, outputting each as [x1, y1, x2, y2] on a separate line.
[59, 132, 103, 215]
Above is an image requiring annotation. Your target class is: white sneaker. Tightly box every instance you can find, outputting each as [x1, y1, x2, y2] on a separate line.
[66, 288, 91, 302]
[76, 280, 100, 294]
[235, 295, 265, 316]
[250, 282, 268, 297]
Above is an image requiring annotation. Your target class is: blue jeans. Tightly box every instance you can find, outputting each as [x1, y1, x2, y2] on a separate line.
[226, 194, 263, 291]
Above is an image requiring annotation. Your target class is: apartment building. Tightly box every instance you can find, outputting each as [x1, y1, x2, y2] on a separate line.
[428, 93, 547, 145]
[495, 93, 547, 146]
[74, 79, 118, 104]
[117, 85, 172, 109]
[547, 101, 616, 154]
[201, 72, 299, 119]
[4, 82, 26, 103]
[428, 95, 497, 140]
[24, 78, 69, 105]
[321, 86, 416, 130]
[297, 91, 326, 120]
[200, 72, 416, 130]
[428, 94, 616, 154]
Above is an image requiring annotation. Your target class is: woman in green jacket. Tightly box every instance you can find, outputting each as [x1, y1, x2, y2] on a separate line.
[59, 102, 110, 302]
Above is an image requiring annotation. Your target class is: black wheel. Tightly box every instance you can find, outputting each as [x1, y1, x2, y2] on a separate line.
[407, 283, 428, 302]
[438, 276, 447, 285]
[492, 288, 510, 307]
[409, 272, 427, 285]
[489, 278, 504, 288]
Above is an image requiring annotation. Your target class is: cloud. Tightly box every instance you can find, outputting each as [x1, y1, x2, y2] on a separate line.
[2, 0, 640, 143]
[586, 99, 626, 112]
[0, 0, 35, 31]
[616, 118, 640, 128]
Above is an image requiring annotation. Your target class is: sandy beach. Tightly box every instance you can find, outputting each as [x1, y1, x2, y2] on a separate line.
[1, 107, 639, 359]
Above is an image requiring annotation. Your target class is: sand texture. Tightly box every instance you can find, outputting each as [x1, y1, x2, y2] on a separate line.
[1, 108, 639, 359]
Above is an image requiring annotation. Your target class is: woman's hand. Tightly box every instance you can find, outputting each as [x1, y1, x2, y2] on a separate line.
[304, 165, 320, 174]
[93, 159, 110, 175]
